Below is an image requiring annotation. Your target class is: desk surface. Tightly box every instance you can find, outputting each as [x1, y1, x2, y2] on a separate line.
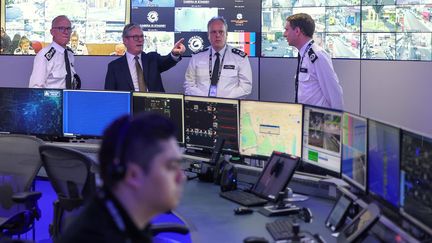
[176, 180, 337, 243]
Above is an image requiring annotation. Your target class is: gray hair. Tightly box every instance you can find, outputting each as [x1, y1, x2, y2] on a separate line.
[207, 16, 228, 32]
[51, 15, 70, 28]
[122, 23, 142, 38]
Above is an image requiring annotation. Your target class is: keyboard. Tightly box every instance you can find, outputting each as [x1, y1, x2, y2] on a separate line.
[266, 219, 293, 240]
[219, 190, 268, 207]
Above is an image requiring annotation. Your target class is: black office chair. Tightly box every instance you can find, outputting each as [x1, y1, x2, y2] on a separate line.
[38, 145, 97, 240]
[0, 135, 43, 238]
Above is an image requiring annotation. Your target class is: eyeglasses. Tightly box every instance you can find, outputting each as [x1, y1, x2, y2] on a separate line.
[126, 35, 144, 41]
[53, 26, 73, 33]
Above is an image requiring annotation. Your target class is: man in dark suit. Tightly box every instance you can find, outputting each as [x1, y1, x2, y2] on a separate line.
[105, 23, 185, 92]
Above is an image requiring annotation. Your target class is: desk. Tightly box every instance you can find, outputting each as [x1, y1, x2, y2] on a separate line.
[175, 180, 337, 243]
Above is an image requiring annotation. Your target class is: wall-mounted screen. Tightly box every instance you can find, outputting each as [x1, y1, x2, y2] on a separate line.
[1, 0, 128, 55]
[131, 0, 261, 56]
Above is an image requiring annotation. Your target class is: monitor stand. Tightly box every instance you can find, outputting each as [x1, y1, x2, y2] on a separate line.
[285, 187, 309, 202]
[258, 203, 301, 217]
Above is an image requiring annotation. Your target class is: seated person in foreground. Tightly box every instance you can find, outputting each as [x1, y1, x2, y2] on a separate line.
[58, 113, 186, 243]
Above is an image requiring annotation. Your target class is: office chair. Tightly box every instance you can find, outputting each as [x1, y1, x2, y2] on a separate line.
[0, 135, 43, 238]
[39, 145, 97, 240]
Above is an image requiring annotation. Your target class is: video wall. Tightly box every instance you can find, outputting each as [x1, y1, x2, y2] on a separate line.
[131, 0, 260, 56]
[1, 0, 128, 55]
[1, 0, 432, 60]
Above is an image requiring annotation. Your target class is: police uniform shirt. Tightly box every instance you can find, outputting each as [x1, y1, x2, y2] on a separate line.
[297, 40, 344, 110]
[14, 47, 35, 55]
[69, 41, 89, 55]
[29, 41, 76, 88]
[184, 44, 252, 99]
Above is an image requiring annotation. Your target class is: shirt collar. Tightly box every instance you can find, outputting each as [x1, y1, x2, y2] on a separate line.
[126, 51, 142, 62]
[299, 39, 314, 56]
[51, 41, 66, 53]
[211, 45, 227, 57]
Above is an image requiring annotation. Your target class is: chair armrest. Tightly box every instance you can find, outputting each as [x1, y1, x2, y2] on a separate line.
[151, 223, 190, 236]
[12, 191, 42, 203]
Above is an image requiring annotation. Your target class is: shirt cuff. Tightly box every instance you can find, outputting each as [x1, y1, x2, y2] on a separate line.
[171, 53, 181, 61]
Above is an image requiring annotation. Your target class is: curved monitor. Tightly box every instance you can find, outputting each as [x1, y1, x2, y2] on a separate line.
[184, 96, 239, 154]
[239, 101, 303, 158]
[367, 119, 400, 209]
[342, 112, 367, 192]
[0, 88, 63, 137]
[301, 105, 342, 178]
[133, 92, 184, 143]
[63, 90, 131, 137]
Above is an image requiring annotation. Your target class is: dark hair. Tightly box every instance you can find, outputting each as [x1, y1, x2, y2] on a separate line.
[99, 113, 177, 188]
[286, 13, 315, 38]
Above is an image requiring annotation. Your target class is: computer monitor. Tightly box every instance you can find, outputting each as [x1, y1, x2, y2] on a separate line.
[367, 119, 400, 209]
[252, 151, 300, 202]
[184, 96, 239, 154]
[301, 105, 342, 178]
[342, 112, 367, 192]
[133, 92, 184, 143]
[400, 130, 432, 232]
[63, 90, 131, 137]
[239, 101, 303, 158]
[0, 88, 63, 137]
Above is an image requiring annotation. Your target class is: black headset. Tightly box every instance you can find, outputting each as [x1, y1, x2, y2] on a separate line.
[109, 118, 132, 182]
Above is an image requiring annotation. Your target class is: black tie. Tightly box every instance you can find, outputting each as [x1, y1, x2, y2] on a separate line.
[210, 52, 220, 86]
[64, 49, 72, 89]
[294, 53, 301, 103]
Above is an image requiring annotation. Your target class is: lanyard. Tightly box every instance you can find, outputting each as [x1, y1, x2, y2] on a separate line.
[299, 40, 314, 69]
[208, 47, 228, 84]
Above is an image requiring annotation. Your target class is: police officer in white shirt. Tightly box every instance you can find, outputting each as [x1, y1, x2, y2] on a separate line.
[69, 31, 89, 55]
[184, 16, 252, 99]
[29, 15, 80, 89]
[284, 13, 343, 110]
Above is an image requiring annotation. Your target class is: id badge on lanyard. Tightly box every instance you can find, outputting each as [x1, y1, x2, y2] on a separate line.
[209, 85, 217, 97]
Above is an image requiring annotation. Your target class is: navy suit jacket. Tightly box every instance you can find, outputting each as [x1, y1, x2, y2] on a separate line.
[104, 52, 180, 92]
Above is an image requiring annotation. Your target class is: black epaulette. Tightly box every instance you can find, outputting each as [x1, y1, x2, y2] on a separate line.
[308, 48, 318, 63]
[232, 48, 246, 58]
[15, 48, 22, 52]
[44, 47, 56, 61]
[193, 47, 209, 55]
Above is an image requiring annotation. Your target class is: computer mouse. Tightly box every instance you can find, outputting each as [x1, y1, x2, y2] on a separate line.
[243, 236, 269, 243]
[234, 206, 253, 215]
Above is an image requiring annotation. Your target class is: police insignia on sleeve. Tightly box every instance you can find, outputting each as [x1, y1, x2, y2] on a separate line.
[308, 48, 318, 63]
[232, 48, 246, 58]
[44, 47, 56, 61]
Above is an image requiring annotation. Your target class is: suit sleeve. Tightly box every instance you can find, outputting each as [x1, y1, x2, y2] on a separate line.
[28, 53, 48, 88]
[314, 52, 344, 110]
[157, 53, 179, 73]
[224, 56, 253, 99]
[104, 62, 116, 90]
